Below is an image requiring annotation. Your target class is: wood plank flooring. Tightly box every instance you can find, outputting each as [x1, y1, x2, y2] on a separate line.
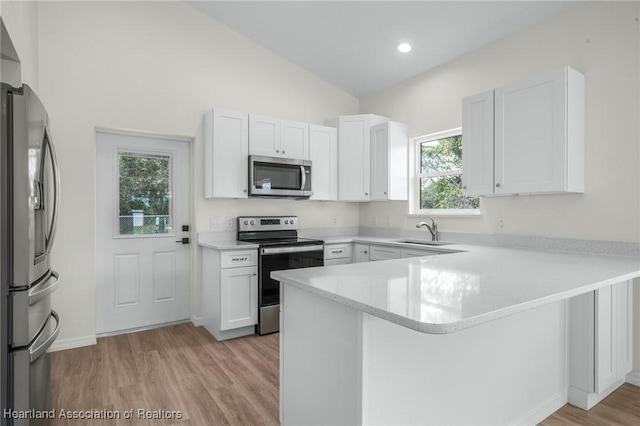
[51, 323, 640, 425]
[539, 383, 640, 426]
[50, 323, 279, 425]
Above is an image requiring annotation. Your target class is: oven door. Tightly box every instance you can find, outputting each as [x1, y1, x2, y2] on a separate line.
[249, 155, 312, 198]
[258, 245, 323, 334]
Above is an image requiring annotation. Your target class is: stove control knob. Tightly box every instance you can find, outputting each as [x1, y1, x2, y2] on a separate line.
[250, 220, 255, 225]
[290, 219, 295, 225]
[243, 220, 249, 225]
[284, 220, 289, 224]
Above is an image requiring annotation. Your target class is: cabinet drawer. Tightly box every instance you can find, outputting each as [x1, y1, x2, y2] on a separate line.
[220, 250, 258, 268]
[324, 244, 352, 260]
[401, 248, 442, 258]
[369, 246, 401, 261]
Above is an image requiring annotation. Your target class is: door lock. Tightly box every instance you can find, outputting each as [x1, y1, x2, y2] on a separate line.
[176, 237, 190, 245]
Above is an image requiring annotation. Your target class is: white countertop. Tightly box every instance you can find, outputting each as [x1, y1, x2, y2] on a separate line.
[272, 244, 640, 334]
[198, 240, 258, 250]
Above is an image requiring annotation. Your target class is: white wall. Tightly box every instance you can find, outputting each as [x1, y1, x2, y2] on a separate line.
[359, 2, 640, 243]
[36, 1, 358, 345]
[0, 0, 39, 89]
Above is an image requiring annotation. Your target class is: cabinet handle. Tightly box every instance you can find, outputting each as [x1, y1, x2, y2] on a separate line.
[243, 189, 248, 193]
[496, 183, 501, 188]
[276, 149, 280, 153]
[252, 273, 257, 276]
[462, 186, 467, 190]
[364, 251, 368, 254]
[365, 192, 368, 196]
[384, 191, 387, 195]
[282, 150, 286, 154]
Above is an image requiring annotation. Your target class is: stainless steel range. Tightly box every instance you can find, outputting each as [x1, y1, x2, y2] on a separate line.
[237, 216, 323, 335]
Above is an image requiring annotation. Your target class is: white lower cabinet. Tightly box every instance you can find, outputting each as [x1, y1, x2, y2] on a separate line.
[569, 280, 633, 410]
[352, 244, 370, 263]
[400, 248, 443, 258]
[202, 248, 258, 341]
[369, 246, 401, 261]
[324, 243, 351, 266]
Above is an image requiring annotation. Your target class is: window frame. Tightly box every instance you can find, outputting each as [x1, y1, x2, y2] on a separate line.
[408, 127, 481, 217]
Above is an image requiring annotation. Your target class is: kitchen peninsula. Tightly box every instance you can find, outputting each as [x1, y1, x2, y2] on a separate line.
[272, 243, 640, 425]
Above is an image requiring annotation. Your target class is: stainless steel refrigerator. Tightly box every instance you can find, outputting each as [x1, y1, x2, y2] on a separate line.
[1, 83, 61, 425]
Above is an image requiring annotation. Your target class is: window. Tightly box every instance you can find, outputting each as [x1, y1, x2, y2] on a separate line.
[409, 128, 479, 215]
[118, 151, 172, 235]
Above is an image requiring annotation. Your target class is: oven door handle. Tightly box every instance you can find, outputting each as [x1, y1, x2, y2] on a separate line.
[261, 245, 324, 255]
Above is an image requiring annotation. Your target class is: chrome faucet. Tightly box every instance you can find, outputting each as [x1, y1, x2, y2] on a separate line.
[416, 218, 438, 241]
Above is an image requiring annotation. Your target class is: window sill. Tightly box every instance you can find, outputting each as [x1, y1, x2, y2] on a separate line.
[408, 209, 481, 218]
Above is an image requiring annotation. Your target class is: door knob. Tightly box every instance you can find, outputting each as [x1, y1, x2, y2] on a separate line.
[176, 237, 190, 244]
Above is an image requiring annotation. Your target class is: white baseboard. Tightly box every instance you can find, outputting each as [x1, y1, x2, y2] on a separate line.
[626, 371, 640, 387]
[50, 335, 97, 352]
[191, 315, 205, 327]
[568, 378, 626, 410]
[513, 390, 567, 425]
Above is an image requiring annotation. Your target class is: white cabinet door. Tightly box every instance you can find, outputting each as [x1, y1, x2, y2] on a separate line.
[400, 248, 441, 258]
[370, 121, 408, 201]
[370, 123, 389, 200]
[352, 244, 370, 263]
[369, 245, 401, 261]
[249, 115, 310, 160]
[204, 109, 249, 198]
[249, 114, 281, 157]
[338, 114, 387, 201]
[281, 119, 309, 160]
[462, 91, 495, 197]
[495, 67, 584, 194]
[596, 281, 633, 393]
[220, 266, 258, 331]
[309, 124, 337, 200]
[568, 280, 632, 409]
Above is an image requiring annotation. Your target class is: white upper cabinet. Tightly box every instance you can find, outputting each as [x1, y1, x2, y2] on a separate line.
[462, 91, 495, 197]
[309, 124, 338, 201]
[462, 66, 585, 196]
[370, 121, 408, 201]
[338, 114, 388, 201]
[281, 119, 310, 160]
[204, 109, 249, 199]
[249, 114, 309, 160]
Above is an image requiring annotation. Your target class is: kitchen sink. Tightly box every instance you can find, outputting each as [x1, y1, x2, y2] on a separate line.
[400, 240, 455, 246]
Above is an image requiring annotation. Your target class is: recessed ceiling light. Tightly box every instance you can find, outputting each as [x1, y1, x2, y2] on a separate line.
[397, 42, 412, 53]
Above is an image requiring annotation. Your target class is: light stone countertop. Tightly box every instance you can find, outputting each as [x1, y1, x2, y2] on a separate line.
[197, 239, 258, 250]
[272, 243, 640, 334]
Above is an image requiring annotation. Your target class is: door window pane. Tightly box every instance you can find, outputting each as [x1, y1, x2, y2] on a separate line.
[118, 152, 172, 235]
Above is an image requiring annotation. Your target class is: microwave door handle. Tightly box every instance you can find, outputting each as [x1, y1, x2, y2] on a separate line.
[44, 128, 60, 252]
[300, 165, 306, 190]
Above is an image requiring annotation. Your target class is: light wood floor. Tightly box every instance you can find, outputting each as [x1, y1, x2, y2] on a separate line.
[51, 323, 279, 425]
[51, 323, 640, 425]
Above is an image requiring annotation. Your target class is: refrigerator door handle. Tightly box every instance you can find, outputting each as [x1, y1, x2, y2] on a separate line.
[44, 127, 60, 252]
[30, 310, 59, 363]
[28, 270, 60, 305]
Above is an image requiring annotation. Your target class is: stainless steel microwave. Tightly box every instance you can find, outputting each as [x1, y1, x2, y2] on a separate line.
[249, 155, 312, 199]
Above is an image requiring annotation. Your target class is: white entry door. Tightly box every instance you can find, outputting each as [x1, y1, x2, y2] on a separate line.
[96, 131, 191, 334]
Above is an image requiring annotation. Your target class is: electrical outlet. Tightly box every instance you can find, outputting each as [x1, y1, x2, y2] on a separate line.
[209, 216, 220, 228]
[226, 217, 234, 228]
[498, 217, 505, 231]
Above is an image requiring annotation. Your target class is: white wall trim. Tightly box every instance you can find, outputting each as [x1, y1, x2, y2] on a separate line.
[626, 372, 640, 387]
[191, 315, 205, 327]
[94, 126, 193, 143]
[50, 335, 97, 352]
[513, 390, 568, 426]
